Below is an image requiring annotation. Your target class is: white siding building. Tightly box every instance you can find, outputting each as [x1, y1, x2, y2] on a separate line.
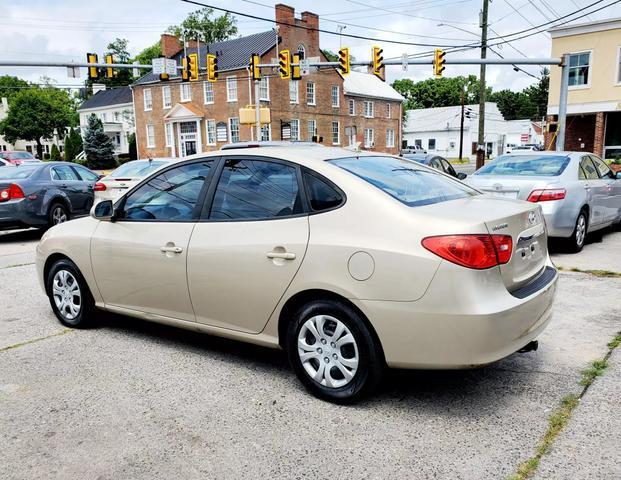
[403, 103, 509, 160]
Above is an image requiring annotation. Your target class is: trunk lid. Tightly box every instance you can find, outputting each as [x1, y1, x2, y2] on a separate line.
[101, 177, 139, 195]
[466, 175, 560, 201]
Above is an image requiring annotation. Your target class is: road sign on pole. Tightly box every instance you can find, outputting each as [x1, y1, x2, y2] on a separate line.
[299, 58, 310, 76]
[151, 58, 165, 75]
[165, 59, 177, 76]
[402, 53, 408, 71]
[66, 66, 80, 78]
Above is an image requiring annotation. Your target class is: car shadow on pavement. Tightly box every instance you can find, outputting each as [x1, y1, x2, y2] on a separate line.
[0, 228, 44, 243]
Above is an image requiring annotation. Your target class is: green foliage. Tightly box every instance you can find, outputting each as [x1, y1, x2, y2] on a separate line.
[83, 114, 116, 169]
[489, 89, 536, 120]
[322, 50, 338, 62]
[127, 132, 137, 160]
[0, 87, 76, 159]
[63, 127, 83, 162]
[50, 144, 61, 161]
[85, 38, 134, 90]
[167, 7, 237, 43]
[0, 75, 30, 102]
[133, 42, 162, 76]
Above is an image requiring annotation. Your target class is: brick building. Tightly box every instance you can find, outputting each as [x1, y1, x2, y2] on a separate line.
[131, 4, 403, 159]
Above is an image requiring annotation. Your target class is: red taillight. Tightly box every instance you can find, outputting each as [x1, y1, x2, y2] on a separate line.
[94, 182, 107, 191]
[422, 234, 513, 270]
[0, 183, 25, 202]
[527, 188, 566, 202]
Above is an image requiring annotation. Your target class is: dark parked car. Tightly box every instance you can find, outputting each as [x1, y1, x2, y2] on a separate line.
[402, 154, 467, 180]
[0, 162, 100, 230]
[0, 150, 37, 165]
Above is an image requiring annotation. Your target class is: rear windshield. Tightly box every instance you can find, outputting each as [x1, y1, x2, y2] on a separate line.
[110, 160, 166, 178]
[402, 154, 427, 162]
[330, 156, 477, 207]
[10, 152, 34, 159]
[475, 155, 570, 176]
[0, 165, 38, 179]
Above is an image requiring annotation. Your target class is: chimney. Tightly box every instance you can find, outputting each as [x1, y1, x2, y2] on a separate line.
[1, 97, 8, 112]
[301, 11, 318, 30]
[275, 4, 295, 25]
[92, 84, 106, 94]
[161, 33, 182, 58]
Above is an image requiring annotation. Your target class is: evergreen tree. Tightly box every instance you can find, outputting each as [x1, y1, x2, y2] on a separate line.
[50, 144, 61, 161]
[63, 127, 83, 162]
[83, 114, 116, 169]
[127, 132, 137, 160]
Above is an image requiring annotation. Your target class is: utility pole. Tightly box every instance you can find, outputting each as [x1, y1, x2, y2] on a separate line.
[476, 0, 489, 170]
[459, 87, 465, 160]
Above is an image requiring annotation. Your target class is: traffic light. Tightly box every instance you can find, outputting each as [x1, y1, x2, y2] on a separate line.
[187, 53, 199, 81]
[207, 53, 218, 82]
[105, 54, 114, 79]
[338, 47, 350, 75]
[291, 53, 301, 81]
[86, 53, 98, 79]
[434, 48, 446, 78]
[181, 56, 189, 82]
[250, 54, 261, 81]
[372, 46, 384, 80]
[278, 49, 291, 79]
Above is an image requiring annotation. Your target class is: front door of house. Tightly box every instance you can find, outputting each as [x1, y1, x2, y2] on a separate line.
[179, 121, 198, 157]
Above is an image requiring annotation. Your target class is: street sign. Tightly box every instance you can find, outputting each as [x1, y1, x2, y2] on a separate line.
[152, 58, 165, 75]
[66, 66, 80, 78]
[299, 59, 310, 76]
[165, 59, 177, 76]
[402, 54, 408, 71]
[132, 62, 140, 77]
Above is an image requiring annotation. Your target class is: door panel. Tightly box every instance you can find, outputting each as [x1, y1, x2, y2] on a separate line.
[187, 218, 309, 333]
[51, 165, 89, 212]
[579, 156, 606, 226]
[590, 155, 619, 223]
[91, 222, 196, 320]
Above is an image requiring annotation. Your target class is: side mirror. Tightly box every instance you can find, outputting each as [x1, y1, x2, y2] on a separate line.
[457, 172, 467, 180]
[615, 171, 621, 180]
[91, 200, 115, 221]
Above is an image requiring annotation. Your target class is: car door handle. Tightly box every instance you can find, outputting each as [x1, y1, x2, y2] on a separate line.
[266, 251, 296, 260]
[160, 246, 183, 254]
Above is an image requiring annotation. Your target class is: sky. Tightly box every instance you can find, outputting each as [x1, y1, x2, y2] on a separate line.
[1, 0, 620, 93]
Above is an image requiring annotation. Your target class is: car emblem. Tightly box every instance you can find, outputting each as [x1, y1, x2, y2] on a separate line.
[493, 183, 503, 191]
[527, 211, 537, 226]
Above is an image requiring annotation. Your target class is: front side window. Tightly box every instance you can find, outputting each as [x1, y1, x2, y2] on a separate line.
[289, 80, 299, 103]
[73, 165, 99, 182]
[209, 158, 302, 220]
[580, 157, 599, 180]
[364, 128, 374, 148]
[569, 52, 590, 87]
[303, 171, 343, 211]
[51, 165, 79, 181]
[259, 77, 269, 101]
[180, 83, 191, 102]
[290, 119, 300, 141]
[146, 124, 155, 148]
[332, 121, 340, 145]
[204, 81, 214, 103]
[590, 155, 614, 178]
[206, 119, 216, 145]
[143, 89, 152, 111]
[162, 86, 171, 109]
[331, 156, 477, 207]
[476, 155, 571, 176]
[228, 117, 240, 143]
[331, 85, 339, 107]
[307, 82, 315, 105]
[122, 161, 213, 221]
[227, 76, 238, 102]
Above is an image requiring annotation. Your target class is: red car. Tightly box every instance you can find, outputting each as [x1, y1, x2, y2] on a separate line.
[0, 151, 38, 165]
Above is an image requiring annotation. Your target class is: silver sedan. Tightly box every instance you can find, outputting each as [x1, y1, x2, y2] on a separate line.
[466, 152, 621, 252]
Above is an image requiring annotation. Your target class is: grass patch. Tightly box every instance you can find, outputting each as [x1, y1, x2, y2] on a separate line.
[556, 266, 621, 278]
[1, 262, 35, 269]
[0, 329, 72, 352]
[508, 331, 621, 480]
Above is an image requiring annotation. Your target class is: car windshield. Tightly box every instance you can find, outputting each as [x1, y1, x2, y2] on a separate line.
[330, 156, 477, 207]
[475, 155, 570, 176]
[11, 152, 34, 159]
[109, 160, 167, 179]
[0, 165, 38, 179]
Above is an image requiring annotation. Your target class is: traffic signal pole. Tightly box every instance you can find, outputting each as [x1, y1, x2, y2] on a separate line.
[459, 88, 465, 161]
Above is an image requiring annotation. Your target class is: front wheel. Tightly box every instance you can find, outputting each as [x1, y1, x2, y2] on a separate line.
[46, 258, 96, 328]
[286, 300, 383, 403]
[568, 210, 588, 253]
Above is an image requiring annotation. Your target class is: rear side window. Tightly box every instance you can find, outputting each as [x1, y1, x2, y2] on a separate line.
[209, 158, 302, 220]
[303, 171, 343, 211]
[330, 156, 477, 207]
[590, 156, 613, 179]
[580, 157, 599, 180]
[73, 165, 99, 182]
[51, 165, 79, 181]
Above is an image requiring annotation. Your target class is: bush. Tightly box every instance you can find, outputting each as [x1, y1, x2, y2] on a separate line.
[128, 132, 137, 160]
[50, 144, 61, 161]
[64, 127, 83, 162]
[117, 153, 132, 165]
[43, 153, 51, 160]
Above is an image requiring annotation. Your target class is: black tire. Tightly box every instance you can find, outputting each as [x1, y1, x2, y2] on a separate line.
[48, 202, 70, 227]
[46, 258, 97, 328]
[567, 209, 588, 253]
[286, 299, 383, 404]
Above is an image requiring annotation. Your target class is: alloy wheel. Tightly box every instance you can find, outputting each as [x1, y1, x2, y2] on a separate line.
[52, 270, 81, 321]
[52, 206, 68, 225]
[576, 214, 586, 247]
[297, 315, 359, 388]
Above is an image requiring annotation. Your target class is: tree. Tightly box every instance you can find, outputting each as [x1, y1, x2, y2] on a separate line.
[167, 7, 237, 43]
[392, 75, 485, 111]
[50, 144, 61, 161]
[83, 114, 116, 169]
[0, 87, 75, 159]
[0, 75, 30, 102]
[127, 132, 137, 160]
[63, 127, 83, 162]
[133, 42, 162, 76]
[523, 68, 550, 120]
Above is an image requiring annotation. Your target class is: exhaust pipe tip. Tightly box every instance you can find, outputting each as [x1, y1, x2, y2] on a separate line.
[518, 340, 539, 353]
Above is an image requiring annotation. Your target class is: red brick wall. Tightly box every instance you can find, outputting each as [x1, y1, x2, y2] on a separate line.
[545, 114, 597, 153]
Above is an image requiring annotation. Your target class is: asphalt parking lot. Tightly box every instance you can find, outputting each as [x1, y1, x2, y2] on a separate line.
[1, 227, 620, 479]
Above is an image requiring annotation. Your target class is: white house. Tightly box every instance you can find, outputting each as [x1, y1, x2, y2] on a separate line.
[78, 85, 135, 156]
[403, 103, 509, 160]
[505, 119, 544, 150]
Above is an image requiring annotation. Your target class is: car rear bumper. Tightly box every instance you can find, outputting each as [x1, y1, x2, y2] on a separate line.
[357, 260, 558, 369]
[0, 200, 46, 230]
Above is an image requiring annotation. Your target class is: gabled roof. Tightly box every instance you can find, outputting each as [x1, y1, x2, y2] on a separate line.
[78, 86, 133, 110]
[343, 71, 404, 102]
[163, 103, 204, 121]
[134, 30, 278, 86]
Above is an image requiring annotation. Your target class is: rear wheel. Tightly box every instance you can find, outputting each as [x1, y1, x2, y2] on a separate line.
[568, 210, 588, 253]
[46, 258, 96, 328]
[48, 202, 69, 227]
[286, 299, 383, 403]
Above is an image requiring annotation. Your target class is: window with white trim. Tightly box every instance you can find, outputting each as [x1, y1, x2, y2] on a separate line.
[226, 76, 238, 102]
[617, 46, 621, 84]
[180, 83, 191, 102]
[307, 119, 316, 141]
[364, 101, 374, 118]
[428, 138, 436, 150]
[260, 123, 271, 141]
[146, 124, 155, 148]
[259, 77, 269, 101]
[206, 119, 216, 145]
[348, 99, 355, 115]
[203, 81, 214, 104]
[162, 86, 171, 109]
[143, 89, 152, 111]
[386, 102, 391, 118]
[289, 80, 299, 103]
[228, 117, 240, 143]
[306, 82, 315, 105]
[331, 85, 339, 107]
[364, 128, 374, 148]
[113, 111, 120, 122]
[386, 129, 395, 148]
[568, 52, 590, 87]
[165, 123, 173, 147]
[290, 119, 300, 141]
[332, 121, 340, 145]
